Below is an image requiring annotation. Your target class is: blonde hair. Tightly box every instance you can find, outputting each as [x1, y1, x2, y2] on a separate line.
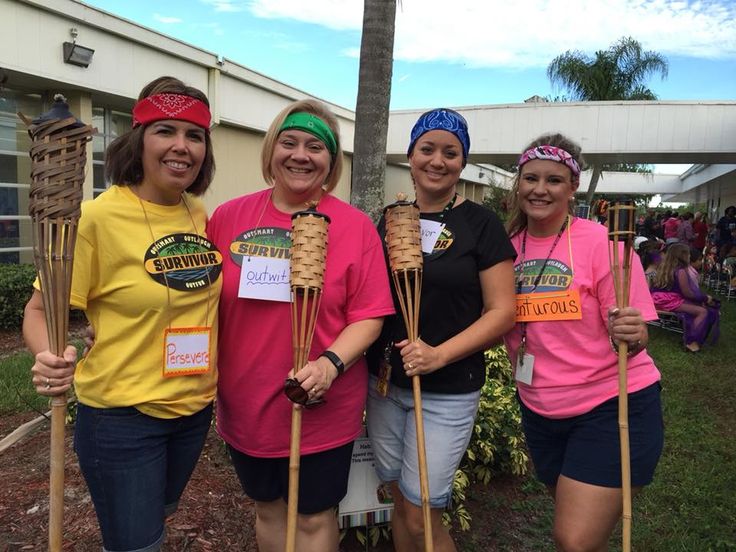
[652, 243, 690, 289]
[505, 133, 585, 238]
[261, 99, 344, 193]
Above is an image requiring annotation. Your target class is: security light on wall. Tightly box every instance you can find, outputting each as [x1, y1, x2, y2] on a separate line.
[63, 28, 94, 68]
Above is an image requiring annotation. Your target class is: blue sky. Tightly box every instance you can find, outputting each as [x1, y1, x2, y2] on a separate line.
[84, 0, 736, 175]
[83, 0, 736, 109]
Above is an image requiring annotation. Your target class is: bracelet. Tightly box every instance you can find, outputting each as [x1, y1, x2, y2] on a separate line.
[320, 350, 345, 377]
[610, 336, 642, 357]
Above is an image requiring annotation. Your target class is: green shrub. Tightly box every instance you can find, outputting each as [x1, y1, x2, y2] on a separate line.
[0, 263, 37, 330]
[448, 345, 529, 530]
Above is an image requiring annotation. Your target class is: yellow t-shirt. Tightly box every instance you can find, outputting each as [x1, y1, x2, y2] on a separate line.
[68, 185, 221, 418]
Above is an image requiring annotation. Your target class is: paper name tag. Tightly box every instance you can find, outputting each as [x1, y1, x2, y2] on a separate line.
[515, 352, 534, 385]
[238, 255, 290, 302]
[515, 289, 583, 322]
[420, 219, 445, 254]
[164, 327, 211, 377]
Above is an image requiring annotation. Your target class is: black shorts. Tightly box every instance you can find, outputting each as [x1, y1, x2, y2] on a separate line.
[519, 383, 664, 488]
[227, 441, 354, 514]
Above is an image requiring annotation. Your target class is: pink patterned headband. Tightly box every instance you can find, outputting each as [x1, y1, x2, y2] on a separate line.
[518, 145, 581, 177]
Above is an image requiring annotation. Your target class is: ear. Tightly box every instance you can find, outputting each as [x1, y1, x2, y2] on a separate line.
[570, 177, 580, 196]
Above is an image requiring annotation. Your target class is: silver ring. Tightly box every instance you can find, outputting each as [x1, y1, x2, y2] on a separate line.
[45, 377, 51, 389]
[311, 387, 316, 394]
[408, 363, 413, 370]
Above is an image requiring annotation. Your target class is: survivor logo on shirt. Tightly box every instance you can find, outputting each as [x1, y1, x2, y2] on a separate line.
[229, 227, 291, 266]
[515, 258, 573, 294]
[144, 233, 222, 291]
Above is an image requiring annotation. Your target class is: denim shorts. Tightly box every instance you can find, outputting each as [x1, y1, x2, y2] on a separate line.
[74, 402, 213, 552]
[519, 383, 663, 488]
[227, 441, 354, 515]
[366, 375, 480, 509]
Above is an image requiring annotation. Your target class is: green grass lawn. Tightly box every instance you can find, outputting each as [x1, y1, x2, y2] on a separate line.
[1, 301, 734, 550]
[470, 297, 736, 551]
[0, 349, 49, 415]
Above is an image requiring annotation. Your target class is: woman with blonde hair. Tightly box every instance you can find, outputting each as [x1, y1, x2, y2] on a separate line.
[503, 133, 663, 551]
[207, 99, 394, 551]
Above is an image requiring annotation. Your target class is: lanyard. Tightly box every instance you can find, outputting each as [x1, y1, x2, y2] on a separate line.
[517, 216, 571, 352]
[138, 194, 213, 329]
[416, 192, 457, 221]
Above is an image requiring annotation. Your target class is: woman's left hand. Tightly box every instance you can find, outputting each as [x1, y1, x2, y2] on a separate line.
[289, 356, 339, 402]
[396, 338, 445, 377]
[608, 306, 647, 351]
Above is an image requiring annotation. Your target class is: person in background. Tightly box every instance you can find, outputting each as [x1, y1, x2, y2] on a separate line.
[651, 243, 719, 353]
[715, 205, 736, 252]
[642, 209, 659, 239]
[207, 99, 394, 552]
[366, 108, 517, 552]
[692, 211, 708, 251]
[662, 211, 680, 244]
[504, 133, 663, 552]
[677, 212, 695, 246]
[23, 76, 221, 552]
[639, 241, 663, 287]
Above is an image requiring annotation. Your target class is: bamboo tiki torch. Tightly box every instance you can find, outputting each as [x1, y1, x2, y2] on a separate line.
[607, 199, 636, 552]
[384, 193, 433, 552]
[19, 95, 94, 551]
[285, 204, 330, 552]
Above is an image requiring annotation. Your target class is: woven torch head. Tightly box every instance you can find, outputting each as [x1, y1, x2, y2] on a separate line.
[290, 203, 331, 292]
[384, 193, 423, 274]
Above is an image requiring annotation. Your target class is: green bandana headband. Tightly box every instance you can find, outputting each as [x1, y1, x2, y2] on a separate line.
[279, 112, 337, 155]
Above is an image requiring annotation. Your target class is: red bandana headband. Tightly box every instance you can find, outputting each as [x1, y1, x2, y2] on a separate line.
[132, 93, 211, 132]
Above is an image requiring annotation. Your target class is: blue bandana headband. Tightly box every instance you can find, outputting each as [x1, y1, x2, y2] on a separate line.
[407, 108, 470, 163]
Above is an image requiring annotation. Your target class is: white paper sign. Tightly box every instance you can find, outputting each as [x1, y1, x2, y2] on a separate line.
[164, 328, 211, 376]
[338, 438, 394, 517]
[237, 255, 290, 302]
[420, 219, 445, 254]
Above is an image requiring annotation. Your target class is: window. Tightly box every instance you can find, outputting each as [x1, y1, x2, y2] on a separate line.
[92, 107, 132, 197]
[0, 89, 43, 263]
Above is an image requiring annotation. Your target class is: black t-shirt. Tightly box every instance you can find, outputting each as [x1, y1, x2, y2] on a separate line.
[367, 200, 516, 394]
[717, 215, 736, 244]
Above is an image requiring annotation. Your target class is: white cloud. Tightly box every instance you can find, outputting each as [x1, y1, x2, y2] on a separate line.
[153, 14, 183, 24]
[248, 0, 736, 68]
[200, 0, 245, 13]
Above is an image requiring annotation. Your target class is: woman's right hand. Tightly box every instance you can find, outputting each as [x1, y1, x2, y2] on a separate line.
[31, 345, 77, 397]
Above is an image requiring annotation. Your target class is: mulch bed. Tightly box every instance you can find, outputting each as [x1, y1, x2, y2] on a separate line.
[0, 325, 536, 551]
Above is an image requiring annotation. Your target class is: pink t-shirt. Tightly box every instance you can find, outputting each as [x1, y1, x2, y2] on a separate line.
[208, 190, 395, 457]
[504, 218, 661, 418]
[663, 217, 680, 240]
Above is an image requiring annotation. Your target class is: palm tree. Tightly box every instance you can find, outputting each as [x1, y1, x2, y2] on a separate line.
[350, 0, 397, 222]
[547, 37, 669, 204]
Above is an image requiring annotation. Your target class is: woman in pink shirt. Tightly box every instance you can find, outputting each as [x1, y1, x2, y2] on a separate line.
[503, 133, 663, 552]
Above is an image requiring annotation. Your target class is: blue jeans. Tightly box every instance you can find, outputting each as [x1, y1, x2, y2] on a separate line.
[366, 375, 480, 508]
[74, 402, 213, 552]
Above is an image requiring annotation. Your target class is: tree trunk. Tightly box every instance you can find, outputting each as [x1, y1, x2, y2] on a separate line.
[585, 164, 603, 207]
[351, 0, 396, 222]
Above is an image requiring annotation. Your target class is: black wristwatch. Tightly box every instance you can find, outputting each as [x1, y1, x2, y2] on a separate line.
[320, 350, 345, 377]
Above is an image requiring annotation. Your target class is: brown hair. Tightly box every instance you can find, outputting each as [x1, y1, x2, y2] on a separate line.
[260, 99, 343, 193]
[652, 243, 690, 289]
[505, 133, 585, 238]
[104, 76, 215, 196]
